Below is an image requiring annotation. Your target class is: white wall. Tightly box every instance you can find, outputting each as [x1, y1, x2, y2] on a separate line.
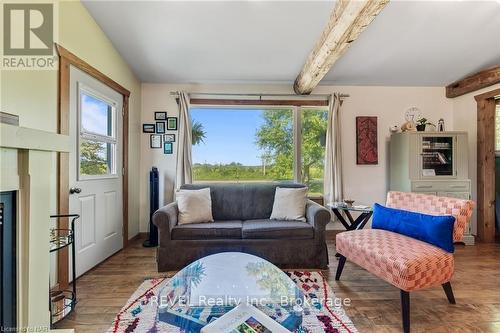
[452, 83, 500, 235]
[140, 83, 453, 232]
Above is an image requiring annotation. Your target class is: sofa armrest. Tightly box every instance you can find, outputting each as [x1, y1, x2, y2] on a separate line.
[152, 202, 179, 244]
[306, 200, 331, 239]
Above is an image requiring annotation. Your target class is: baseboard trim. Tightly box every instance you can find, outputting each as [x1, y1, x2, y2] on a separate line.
[461, 234, 475, 245]
[128, 232, 148, 244]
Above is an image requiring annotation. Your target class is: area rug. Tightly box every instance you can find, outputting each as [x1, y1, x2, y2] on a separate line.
[107, 271, 358, 333]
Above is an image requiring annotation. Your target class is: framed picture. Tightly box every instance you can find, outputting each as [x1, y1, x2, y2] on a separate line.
[356, 116, 378, 165]
[164, 142, 173, 154]
[164, 134, 176, 142]
[167, 117, 178, 130]
[156, 121, 166, 134]
[142, 123, 155, 133]
[150, 134, 162, 148]
[155, 111, 167, 120]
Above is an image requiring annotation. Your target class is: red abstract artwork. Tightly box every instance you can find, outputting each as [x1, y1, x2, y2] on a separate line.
[356, 116, 378, 165]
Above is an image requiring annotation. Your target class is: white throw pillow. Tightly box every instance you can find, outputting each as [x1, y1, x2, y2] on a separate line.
[176, 188, 214, 225]
[270, 187, 308, 222]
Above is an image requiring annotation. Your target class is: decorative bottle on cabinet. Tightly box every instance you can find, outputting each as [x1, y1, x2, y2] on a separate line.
[389, 131, 474, 245]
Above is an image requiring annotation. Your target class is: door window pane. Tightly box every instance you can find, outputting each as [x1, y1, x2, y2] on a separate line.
[81, 93, 113, 137]
[80, 140, 114, 176]
[301, 109, 328, 195]
[191, 108, 294, 182]
[78, 89, 117, 178]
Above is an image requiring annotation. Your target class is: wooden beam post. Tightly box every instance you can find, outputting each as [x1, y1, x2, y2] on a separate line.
[294, 0, 389, 95]
[446, 66, 500, 98]
[475, 92, 497, 243]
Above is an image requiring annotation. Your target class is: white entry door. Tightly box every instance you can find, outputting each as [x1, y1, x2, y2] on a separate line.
[69, 66, 123, 278]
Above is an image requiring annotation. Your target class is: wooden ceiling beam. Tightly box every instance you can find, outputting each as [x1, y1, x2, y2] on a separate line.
[293, 0, 389, 95]
[446, 65, 500, 98]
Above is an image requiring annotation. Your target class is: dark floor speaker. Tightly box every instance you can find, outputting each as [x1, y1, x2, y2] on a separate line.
[143, 167, 159, 247]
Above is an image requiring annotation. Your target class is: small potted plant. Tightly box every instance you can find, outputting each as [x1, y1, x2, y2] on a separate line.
[416, 117, 434, 131]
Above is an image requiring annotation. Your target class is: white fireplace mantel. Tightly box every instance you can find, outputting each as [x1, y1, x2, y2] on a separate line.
[0, 123, 69, 152]
[0, 123, 72, 332]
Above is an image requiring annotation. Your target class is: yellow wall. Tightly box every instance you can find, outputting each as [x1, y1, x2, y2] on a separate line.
[1, 0, 141, 239]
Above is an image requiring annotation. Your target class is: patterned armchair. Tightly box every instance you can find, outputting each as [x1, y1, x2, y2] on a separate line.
[335, 191, 474, 333]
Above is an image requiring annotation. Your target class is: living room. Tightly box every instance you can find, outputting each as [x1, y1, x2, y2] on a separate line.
[0, 1, 499, 333]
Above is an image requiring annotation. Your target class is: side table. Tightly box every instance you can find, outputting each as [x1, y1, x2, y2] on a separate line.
[327, 203, 373, 231]
[327, 203, 373, 257]
[49, 214, 79, 327]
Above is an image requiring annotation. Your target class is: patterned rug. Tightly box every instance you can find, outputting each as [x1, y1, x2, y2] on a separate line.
[108, 271, 358, 333]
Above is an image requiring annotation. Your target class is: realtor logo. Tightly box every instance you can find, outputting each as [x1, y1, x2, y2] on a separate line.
[2, 2, 57, 70]
[3, 3, 53, 56]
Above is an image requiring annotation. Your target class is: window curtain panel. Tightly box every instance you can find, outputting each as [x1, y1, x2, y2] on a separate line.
[323, 93, 343, 204]
[175, 91, 193, 189]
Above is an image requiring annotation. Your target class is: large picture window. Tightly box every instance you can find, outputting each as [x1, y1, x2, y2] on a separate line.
[191, 106, 328, 195]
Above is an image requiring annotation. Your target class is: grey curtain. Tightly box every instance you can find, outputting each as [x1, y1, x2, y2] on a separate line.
[323, 93, 343, 205]
[175, 91, 193, 189]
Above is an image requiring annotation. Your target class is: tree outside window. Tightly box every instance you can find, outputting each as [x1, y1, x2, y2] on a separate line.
[191, 107, 328, 195]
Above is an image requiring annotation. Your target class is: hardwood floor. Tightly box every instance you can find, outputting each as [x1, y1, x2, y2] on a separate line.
[56, 237, 500, 333]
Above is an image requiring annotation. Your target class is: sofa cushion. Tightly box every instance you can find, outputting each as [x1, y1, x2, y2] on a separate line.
[180, 183, 306, 221]
[242, 219, 314, 239]
[270, 187, 307, 221]
[176, 188, 214, 225]
[171, 220, 242, 240]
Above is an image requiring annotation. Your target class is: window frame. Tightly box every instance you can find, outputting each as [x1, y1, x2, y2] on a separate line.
[496, 104, 500, 157]
[189, 104, 329, 194]
[77, 83, 118, 180]
[298, 106, 329, 198]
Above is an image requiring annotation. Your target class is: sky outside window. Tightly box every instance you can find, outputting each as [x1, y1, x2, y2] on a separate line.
[191, 108, 266, 166]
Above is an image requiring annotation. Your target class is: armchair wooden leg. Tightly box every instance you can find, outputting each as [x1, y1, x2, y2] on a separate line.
[442, 282, 456, 304]
[335, 255, 346, 281]
[400, 290, 410, 333]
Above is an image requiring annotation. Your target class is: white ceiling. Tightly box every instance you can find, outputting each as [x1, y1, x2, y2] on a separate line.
[83, 1, 500, 86]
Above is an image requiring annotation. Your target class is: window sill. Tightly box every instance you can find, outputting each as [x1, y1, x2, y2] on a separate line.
[307, 195, 324, 205]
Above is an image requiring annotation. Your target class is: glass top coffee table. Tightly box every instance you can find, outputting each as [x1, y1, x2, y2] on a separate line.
[157, 252, 305, 332]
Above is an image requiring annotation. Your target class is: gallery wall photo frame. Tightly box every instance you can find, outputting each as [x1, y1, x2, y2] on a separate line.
[164, 142, 173, 154]
[356, 116, 378, 165]
[155, 111, 167, 120]
[156, 121, 166, 134]
[167, 117, 178, 130]
[150, 134, 162, 148]
[164, 134, 176, 142]
[143, 123, 155, 133]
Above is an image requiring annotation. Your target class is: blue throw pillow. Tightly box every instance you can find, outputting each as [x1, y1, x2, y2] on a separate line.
[372, 203, 455, 253]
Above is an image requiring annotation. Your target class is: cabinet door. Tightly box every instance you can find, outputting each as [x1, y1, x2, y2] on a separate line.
[437, 192, 470, 200]
[420, 135, 456, 178]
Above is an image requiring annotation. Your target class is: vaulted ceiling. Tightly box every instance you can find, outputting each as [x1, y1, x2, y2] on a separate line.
[83, 1, 500, 86]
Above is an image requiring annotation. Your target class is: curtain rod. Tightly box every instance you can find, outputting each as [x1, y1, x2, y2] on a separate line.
[169, 92, 350, 98]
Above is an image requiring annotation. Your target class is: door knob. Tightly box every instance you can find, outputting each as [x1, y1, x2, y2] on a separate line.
[69, 187, 82, 194]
